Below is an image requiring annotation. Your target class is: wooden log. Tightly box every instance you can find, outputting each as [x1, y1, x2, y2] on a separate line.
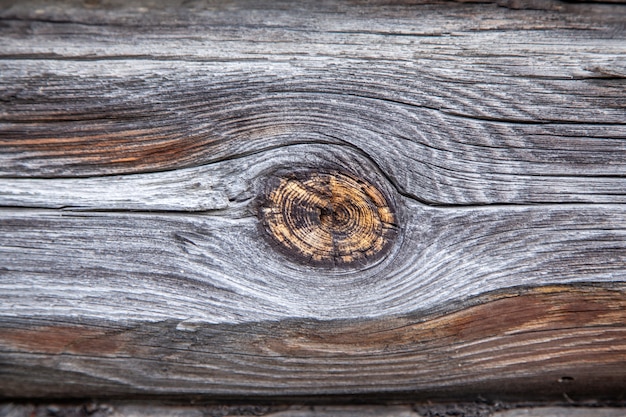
[1, 0, 626, 402]
[2, 286, 626, 399]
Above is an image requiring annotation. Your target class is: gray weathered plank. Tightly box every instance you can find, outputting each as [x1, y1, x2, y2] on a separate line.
[1, 0, 626, 401]
[1, 148, 625, 322]
[1, 0, 626, 205]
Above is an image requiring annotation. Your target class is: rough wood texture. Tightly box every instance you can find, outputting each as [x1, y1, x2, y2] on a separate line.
[2, 403, 626, 417]
[1, 0, 626, 402]
[2, 286, 626, 400]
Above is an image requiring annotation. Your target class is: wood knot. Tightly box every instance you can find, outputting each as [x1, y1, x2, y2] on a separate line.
[259, 171, 398, 267]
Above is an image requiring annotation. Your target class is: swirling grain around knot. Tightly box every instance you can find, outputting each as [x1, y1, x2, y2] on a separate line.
[259, 171, 398, 267]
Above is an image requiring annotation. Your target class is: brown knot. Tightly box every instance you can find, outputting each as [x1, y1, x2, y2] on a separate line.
[259, 171, 397, 267]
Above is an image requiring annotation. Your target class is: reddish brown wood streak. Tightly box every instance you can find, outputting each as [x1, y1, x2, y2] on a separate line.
[0, 128, 219, 176]
[1, 326, 125, 356]
[2, 286, 624, 358]
[1, 286, 625, 398]
[264, 286, 626, 354]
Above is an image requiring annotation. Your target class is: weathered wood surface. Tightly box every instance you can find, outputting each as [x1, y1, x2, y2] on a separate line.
[1, 0, 626, 402]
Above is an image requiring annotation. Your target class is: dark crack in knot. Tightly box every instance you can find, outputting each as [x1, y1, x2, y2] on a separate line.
[259, 170, 398, 267]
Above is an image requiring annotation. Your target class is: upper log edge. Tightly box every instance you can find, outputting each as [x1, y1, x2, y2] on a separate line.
[1, 0, 625, 205]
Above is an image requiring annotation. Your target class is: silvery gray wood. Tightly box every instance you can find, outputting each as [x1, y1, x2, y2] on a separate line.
[1, 0, 626, 204]
[1, 144, 625, 324]
[1, 0, 626, 402]
[495, 408, 626, 417]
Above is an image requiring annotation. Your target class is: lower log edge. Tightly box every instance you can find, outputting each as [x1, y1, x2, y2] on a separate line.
[1, 283, 625, 401]
[2, 403, 626, 417]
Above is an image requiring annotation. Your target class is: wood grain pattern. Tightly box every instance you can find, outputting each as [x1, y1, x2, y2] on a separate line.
[2, 287, 626, 399]
[1, 0, 626, 402]
[2, 0, 626, 205]
[259, 171, 398, 267]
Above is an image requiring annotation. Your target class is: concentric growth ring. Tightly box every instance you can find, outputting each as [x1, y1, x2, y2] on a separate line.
[259, 171, 398, 267]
